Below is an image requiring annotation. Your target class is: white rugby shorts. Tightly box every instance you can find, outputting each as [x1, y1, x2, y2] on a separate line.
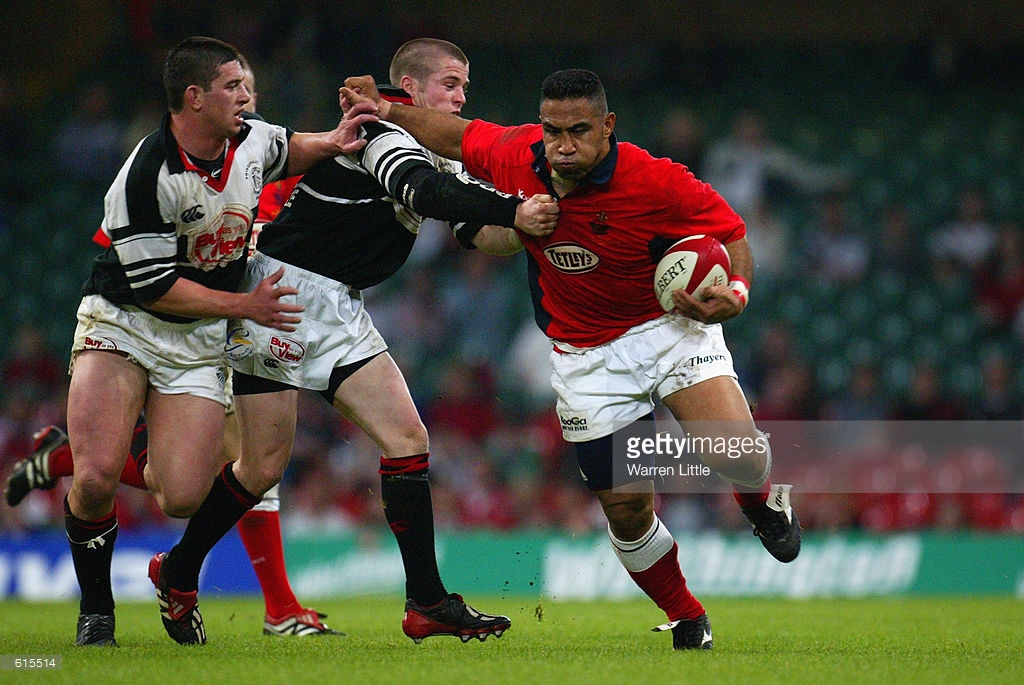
[224, 251, 387, 390]
[70, 294, 230, 406]
[549, 314, 737, 442]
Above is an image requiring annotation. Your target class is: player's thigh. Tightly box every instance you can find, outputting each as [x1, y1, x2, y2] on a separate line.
[661, 375, 753, 423]
[67, 350, 147, 481]
[144, 389, 227, 509]
[662, 375, 759, 472]
[332, 353, 427, 456]
[233, 388, 298, 478]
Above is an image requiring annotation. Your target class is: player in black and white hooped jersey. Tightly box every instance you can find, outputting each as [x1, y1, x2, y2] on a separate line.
[62, 35, 376, 648]
[0, 57, 343, 639]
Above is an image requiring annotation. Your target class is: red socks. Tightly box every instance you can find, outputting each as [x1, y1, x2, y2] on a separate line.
[733, 479, 772, 509]
[45, 433, 147, 489]
[609, 518, 704, 621]
[627, 542, 705, 621]
[47, 441, 74, 478]
[238, 509, 301, 619]
[48, 419, 149, 489]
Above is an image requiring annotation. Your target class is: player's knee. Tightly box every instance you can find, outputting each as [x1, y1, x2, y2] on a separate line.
[234, 450, 289, 496]
[601, 494, 654, 537]
[694, 423, 758, 463]
[70, 468, 120, 505]
[154, 488, 204, 519]
[384, 421, 429, 456]
[244, 461, 286, 496]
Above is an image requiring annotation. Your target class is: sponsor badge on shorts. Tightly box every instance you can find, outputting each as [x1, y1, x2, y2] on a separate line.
[269, 335, 305, 364]
[559, 412, 590, 435]
[225, 325, 255, 362]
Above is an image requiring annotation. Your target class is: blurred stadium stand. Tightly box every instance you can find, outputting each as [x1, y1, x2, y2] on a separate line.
[3, 1, 1024, 534]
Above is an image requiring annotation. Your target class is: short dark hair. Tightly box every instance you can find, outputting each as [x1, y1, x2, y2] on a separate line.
[389, 38, 468, 86]
[540, 69, 607, 113]
[163, 36, 243, 112]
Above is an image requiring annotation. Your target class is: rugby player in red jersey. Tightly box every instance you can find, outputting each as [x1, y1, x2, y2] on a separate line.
[342, 68, 801, 650]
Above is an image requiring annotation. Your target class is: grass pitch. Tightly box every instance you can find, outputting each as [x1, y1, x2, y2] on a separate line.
[1, 596, 1021, 684]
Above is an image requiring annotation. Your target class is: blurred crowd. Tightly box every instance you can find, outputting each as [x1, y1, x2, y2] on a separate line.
[3, 7, 1024, 536]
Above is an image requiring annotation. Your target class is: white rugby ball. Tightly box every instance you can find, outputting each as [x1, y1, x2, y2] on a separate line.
[653, 235, 731, 311]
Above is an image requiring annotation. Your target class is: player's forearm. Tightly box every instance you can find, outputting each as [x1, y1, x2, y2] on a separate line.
[285, 132, 335, 176]
[144, 277, 248, 320]
[397, 165, 521, 228]
[286, 105, 376, 176]
[724, 237, 753, 283]
[472, 225, 524, 256]
[385, 104, 469, 161]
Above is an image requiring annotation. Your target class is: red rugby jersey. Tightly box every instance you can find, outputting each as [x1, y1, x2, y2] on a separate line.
[462, 120, 745, 347]
[256, 175, 300, 224]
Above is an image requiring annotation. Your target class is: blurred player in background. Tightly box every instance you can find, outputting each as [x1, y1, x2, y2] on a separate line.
[4, 57, 341, 639]
[342, 67, 801, 650]
[145, 38, 557, 645]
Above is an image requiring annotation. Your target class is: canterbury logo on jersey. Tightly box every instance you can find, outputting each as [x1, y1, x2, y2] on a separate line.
[181, 205, 205, 223]
[543, 243, 600, 273]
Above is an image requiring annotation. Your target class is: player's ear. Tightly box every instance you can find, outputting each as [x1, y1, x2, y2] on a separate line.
[604, 111, 616, 137]
[185, 85, 203, 111]
[398, 75, 418, 99]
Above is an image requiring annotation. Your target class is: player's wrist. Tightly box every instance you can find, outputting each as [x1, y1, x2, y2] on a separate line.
[728, 275, 750, 308]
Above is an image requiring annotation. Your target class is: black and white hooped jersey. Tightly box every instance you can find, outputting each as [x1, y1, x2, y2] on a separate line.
[83, 112, 290, 321]
[255, 120, 520, 290]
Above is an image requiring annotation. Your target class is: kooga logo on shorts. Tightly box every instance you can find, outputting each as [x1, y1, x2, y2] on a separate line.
[543, 243, 599, 273]
[560, 414, 589, 432]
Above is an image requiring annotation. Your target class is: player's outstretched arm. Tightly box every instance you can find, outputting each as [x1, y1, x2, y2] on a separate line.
[342, 76, 470, 161]
[359, 122, 524, 231]
[285, 101, 379, 176]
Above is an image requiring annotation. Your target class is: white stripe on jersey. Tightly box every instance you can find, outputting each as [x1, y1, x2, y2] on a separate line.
[295, 181, 384, 205]
[360, 122, 436, 191]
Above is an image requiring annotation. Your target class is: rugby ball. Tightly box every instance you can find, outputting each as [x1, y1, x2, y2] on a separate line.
[653, 235, 731, 311]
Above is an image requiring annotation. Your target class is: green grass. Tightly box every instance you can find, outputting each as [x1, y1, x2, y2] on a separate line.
[2, 596, 1022, 684]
